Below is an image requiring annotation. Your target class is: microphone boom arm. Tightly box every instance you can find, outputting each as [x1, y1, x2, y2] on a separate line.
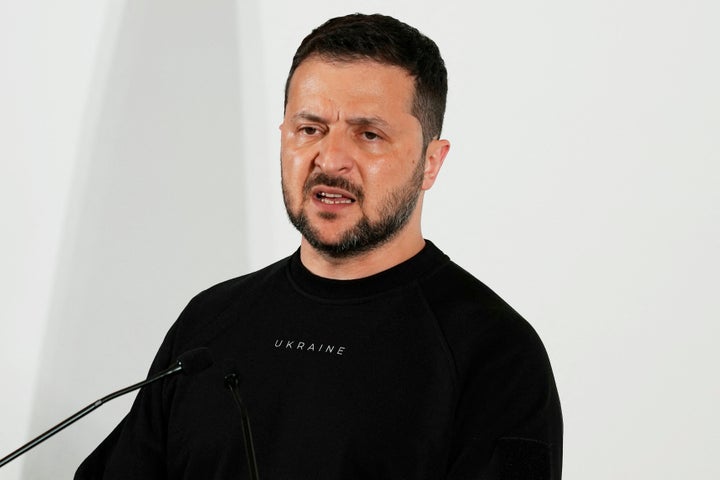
[0, 362, 182, 468]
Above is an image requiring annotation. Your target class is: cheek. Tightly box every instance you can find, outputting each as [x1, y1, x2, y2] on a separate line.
[281, 149, 311, 197]
[363, 155, 413, 190]
[280, 145, 300, 173]
[281, 138, 314, 168]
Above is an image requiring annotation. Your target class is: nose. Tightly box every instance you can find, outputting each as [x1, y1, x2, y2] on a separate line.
[315, 129, 354, 175]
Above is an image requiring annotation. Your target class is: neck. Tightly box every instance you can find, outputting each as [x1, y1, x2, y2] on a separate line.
[299, 223, 426, 280]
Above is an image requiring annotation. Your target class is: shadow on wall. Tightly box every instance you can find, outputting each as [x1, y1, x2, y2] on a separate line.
[23, 1, 247, 478]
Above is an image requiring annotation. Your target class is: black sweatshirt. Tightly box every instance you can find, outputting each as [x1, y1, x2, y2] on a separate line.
[76, 241, 562, 479]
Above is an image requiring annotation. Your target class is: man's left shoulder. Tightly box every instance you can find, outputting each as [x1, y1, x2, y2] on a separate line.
[418, 253, 548, 359]
[419, 256, 521, 323]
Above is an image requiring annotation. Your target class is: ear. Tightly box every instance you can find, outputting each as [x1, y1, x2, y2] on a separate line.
[421, 138, 450, 190]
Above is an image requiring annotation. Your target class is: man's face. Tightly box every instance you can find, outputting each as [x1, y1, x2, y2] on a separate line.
[280, 57, 429, 258]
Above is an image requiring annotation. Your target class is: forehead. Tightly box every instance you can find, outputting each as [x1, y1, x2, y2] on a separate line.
[285, 57, 416, 117]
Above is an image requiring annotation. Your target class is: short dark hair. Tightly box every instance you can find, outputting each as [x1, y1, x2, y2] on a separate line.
[284, 13, 448, 150]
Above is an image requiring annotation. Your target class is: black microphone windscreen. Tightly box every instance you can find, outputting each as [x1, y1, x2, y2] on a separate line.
[177, 347, 214, 375]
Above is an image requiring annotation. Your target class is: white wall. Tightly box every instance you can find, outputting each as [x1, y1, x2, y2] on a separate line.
[0, 1, 120, 478]
[1, 0, 247, 478]
[1, 1, 718, 479]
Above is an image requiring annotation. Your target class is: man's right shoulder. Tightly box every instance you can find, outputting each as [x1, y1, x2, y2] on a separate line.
[194, 255, 290, 304]
[167, 255, 291, 350]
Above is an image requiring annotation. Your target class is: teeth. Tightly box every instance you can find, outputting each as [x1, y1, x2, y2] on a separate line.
[319, 197, 353, 204]
[317, 191, 354, 204]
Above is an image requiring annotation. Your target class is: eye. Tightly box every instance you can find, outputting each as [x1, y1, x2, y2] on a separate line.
[362, 131, 380, 141]
[300, 126, 319, 135]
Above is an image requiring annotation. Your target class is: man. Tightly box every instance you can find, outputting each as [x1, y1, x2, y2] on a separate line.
[76, 13, 562, 479]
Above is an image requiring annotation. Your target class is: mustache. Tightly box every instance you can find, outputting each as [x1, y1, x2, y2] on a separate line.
[303, 173, 365, 202]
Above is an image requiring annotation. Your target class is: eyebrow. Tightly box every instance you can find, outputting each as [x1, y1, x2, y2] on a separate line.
[346, 116, 390, 129]
[292, 112, 326, 123]
[292, 111, 390, 129]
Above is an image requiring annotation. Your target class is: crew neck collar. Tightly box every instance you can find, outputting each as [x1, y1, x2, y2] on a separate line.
[286, 240, 449, 302]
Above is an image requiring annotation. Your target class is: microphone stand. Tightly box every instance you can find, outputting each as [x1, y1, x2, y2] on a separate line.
[0, 362, 183, 468]
[224, 373, 260, 480]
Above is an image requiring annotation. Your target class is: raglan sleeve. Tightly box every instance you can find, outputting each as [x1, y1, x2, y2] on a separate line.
[445, 311, 563, 480]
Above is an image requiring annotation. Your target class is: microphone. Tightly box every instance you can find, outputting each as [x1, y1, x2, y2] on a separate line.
[224, 372, 260, 480]
[0, 347, 213, 468]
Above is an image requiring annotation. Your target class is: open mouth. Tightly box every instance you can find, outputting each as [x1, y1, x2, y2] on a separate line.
[316, 191, 355, 204]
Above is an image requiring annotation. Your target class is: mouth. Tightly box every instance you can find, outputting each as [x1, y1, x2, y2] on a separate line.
[316, 191, 355, 204]
[303, 174, 363, 208]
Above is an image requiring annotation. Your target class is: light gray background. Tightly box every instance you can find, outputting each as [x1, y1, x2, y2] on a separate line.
[1, 1, 718, 479]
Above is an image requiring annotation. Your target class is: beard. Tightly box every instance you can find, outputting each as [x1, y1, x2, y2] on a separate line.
[282, 159, 425, 259]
